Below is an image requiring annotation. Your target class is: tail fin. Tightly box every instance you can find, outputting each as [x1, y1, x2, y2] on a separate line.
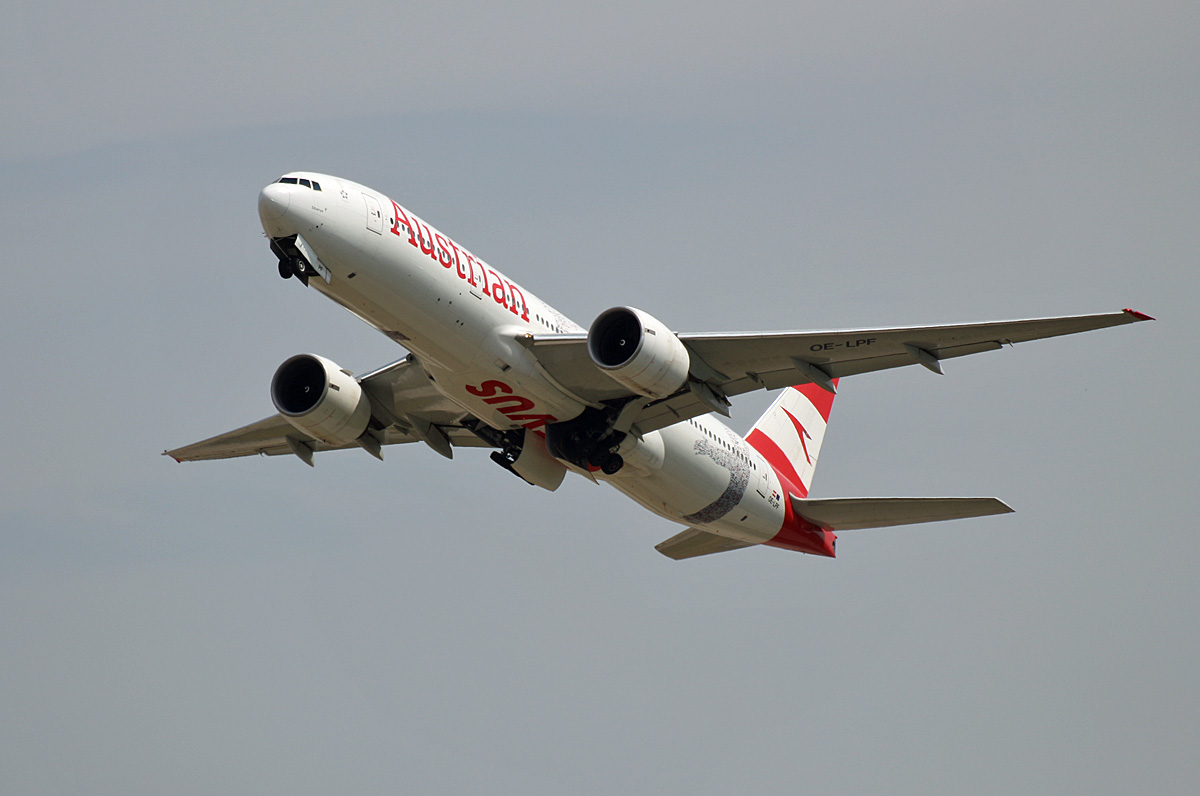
[744, 381, 837, 498]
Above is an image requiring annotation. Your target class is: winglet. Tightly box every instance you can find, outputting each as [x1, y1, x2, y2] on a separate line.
[1123, 308, 1155, 321]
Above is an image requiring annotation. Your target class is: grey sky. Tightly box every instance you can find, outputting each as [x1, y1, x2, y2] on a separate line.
[2, 2, 1197, 794]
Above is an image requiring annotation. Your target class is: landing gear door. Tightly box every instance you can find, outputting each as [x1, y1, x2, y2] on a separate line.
[293, 235, 332, 284]
[364, 194, 384, 234]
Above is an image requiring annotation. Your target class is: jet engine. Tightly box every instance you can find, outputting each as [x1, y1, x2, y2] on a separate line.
[271, 354, 372, 446]
[587, 306, 690, 398]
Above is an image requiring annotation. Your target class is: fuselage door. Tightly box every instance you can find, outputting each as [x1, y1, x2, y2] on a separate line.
[364, 194, 384, 234]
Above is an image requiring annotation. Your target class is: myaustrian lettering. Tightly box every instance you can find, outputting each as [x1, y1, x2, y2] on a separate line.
[465, 380, 557, 431]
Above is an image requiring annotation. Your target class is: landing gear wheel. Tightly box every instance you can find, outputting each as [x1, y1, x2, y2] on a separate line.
[600, 454, 624, 475]
[278, 259, 293, 279]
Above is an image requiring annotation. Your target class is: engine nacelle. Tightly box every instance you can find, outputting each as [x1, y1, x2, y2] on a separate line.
[587, 306, 690, 398]
[271, 354, 372, 446]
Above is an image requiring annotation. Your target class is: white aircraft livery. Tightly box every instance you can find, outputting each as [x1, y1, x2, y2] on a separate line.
[166, 172, 1153, 560]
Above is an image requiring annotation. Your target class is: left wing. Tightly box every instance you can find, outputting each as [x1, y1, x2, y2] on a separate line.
[165, 356, 487, 464]
[527, 309, 1153, 435]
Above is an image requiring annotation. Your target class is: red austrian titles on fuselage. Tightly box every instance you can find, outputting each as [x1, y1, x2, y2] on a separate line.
[389, 200, 531, 323]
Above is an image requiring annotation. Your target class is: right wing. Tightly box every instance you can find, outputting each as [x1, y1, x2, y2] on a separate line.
[165, 356, 487, 464]
[527, 309, 1153, 435]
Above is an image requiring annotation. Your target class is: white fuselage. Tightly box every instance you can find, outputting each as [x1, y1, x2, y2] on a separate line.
[259, 173, 789, 545]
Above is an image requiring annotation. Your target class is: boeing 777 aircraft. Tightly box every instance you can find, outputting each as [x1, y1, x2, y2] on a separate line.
[166, 172, 1152, 559]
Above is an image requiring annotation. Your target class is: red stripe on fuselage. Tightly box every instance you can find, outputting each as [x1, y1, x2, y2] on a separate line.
[762, 483, 837, 557]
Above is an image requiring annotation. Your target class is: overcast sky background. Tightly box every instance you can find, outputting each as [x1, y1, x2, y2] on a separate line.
[2, 2, 1197, 793]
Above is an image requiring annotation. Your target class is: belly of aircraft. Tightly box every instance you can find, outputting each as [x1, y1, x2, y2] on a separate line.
[606, 423, 784, 544]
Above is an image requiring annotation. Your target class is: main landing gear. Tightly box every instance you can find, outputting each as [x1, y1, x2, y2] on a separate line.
[546, 406, 627, 475]
[467, 413, 628, 478]
[599, 453, 624, 475]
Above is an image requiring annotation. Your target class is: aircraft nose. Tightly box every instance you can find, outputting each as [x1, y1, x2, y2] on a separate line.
[258, 182, 291, 222]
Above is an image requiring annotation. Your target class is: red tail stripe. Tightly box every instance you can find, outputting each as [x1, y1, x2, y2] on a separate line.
[745, 429, 809, 499]
[792, 379, 838, 423]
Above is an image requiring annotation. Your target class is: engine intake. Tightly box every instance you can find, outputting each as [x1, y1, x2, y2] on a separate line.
[587, 306, 690, 398]
[271, 354, 372, 446]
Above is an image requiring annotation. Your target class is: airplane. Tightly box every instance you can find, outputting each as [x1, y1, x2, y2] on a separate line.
[165, 172, 1153, 560]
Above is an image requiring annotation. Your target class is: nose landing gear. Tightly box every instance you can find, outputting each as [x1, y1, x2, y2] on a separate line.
[269, 236, 310, 285]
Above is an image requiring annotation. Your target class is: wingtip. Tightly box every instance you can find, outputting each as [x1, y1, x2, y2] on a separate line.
[1123, 308, 1155, 321]
[654, 543, 686, 561]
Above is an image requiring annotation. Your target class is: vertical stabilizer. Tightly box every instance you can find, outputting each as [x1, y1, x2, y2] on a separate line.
[744, 381, 837, 498]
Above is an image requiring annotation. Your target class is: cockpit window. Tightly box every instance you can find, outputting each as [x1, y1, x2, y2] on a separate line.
[276, 176, 322, 191]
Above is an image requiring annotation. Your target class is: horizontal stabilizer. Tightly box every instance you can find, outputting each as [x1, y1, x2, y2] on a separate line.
[655, 528, 756, 560]
[790, 496, 1013, 531]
